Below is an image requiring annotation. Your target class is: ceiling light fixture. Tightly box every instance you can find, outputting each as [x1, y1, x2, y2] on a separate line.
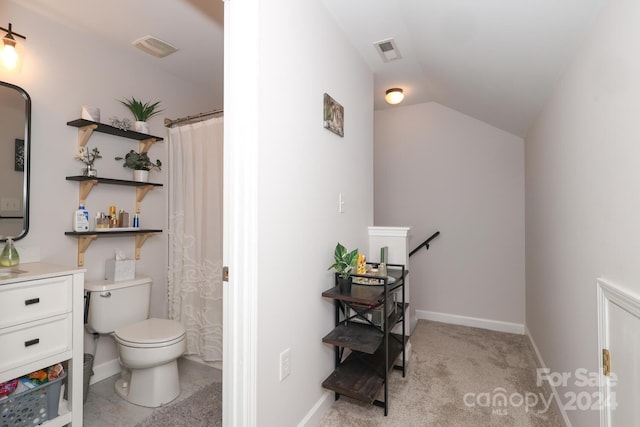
[0, 23, 26, 70]
[385, 88, 404, 105]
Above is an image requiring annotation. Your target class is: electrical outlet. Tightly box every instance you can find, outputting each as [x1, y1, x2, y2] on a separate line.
[279, 348, 291, 381]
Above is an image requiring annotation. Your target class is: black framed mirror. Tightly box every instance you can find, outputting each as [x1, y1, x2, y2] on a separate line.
[0, 81, 30, 241]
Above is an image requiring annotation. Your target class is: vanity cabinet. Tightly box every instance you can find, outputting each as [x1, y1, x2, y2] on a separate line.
[0, 263, 85, 426]
[65, 119, 164, 266]
[321, 264, 408, 415]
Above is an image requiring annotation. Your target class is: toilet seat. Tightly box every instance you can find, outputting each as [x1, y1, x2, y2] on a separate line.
[114, 318, 185, 348]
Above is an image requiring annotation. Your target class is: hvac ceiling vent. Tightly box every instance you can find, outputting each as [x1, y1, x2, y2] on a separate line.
[132, 35, 178, 58]
[374, 38, 402, 63]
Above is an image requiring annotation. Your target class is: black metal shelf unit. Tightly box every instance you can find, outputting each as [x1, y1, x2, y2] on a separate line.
[321, 264, 408, 415]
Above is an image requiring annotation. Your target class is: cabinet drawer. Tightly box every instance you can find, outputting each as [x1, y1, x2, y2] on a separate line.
[0, 314, 72, 374]
[0, 275, 72, 329]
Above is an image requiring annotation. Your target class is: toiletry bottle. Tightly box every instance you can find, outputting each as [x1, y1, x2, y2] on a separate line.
[0, 237, 19, 267]
[79, 204, 89, 222]
[109, 205, 119, 228]
[133, 214, 140, 228]
[74, 205, 90, 231]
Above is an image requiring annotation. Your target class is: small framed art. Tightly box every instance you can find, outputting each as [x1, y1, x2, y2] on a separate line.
[323, 93, 344, 137]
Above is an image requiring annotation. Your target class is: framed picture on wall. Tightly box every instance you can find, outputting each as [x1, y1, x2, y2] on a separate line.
[14, 139, 24, 171]
[323, 93, 344, 137]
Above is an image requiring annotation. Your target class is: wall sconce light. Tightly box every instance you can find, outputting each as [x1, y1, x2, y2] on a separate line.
[385, 88, 404, 105]
[1, 23, 26, 71]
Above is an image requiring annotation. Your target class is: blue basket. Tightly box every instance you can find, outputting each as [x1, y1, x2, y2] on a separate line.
[0, 372, 66, 427]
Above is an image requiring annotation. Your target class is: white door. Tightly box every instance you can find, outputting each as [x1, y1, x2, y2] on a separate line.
[597, 279, 640, 427]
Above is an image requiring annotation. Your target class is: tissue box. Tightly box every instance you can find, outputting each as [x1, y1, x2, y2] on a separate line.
[105, 259, 135, 281]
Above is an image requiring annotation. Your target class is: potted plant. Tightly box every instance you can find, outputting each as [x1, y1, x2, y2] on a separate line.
[118, 97, 163, 133]
[115, 150, 162, 182]
[74, 146, 102, 177]
[328, 242, 359, 292]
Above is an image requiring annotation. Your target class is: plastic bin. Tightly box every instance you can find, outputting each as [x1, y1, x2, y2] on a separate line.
[0, 371, 66, 427]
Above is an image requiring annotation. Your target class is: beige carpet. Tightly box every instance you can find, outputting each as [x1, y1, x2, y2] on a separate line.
[319, 320, 564, 427]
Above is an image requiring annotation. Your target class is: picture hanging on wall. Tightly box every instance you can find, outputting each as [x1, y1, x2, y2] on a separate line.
[14, 139, 24, 171]
[323, 93, 344, 137]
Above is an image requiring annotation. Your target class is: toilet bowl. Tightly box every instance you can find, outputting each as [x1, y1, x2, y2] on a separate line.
[113, 318, 186, 407]
[84, 277, 187, 408]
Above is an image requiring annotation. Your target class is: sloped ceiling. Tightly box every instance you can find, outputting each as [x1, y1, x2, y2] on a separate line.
[323, 0, 608, 136]
[12, 0, 608, 137]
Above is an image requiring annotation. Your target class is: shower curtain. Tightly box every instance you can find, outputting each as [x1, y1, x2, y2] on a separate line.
[167, 117, 223, 365]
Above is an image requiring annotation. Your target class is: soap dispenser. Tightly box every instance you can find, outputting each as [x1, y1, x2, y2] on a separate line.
[0, 237, 19, 267]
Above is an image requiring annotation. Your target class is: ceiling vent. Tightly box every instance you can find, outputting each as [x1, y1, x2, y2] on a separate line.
[132, 35, 178, 58]
[374, 38, 402, 63]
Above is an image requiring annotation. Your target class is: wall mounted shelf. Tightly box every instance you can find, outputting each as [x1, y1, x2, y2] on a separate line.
[64, 229, 162, 267]
[65, 176, 162, 212]
[67, 119, 164, 153]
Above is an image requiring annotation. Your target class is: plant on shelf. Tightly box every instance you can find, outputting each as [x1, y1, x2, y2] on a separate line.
[115, 150, 162, 171]
[118, 97, 163, 122]
[328, 242, 359, 280]
[75, 146, 102, 177]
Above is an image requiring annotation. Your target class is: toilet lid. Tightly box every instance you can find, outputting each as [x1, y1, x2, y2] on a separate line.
[114, 318, 185, 345]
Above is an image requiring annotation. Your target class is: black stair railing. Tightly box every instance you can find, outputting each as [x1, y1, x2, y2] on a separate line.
[409, 231, 440, 257]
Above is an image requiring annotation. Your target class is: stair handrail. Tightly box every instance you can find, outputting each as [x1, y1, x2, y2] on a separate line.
[409, 231, 440, 257]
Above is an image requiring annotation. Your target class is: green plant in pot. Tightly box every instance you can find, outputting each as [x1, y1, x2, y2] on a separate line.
[115, 150, 162, 182]
[328, 242, 358, 292]
[119, 97, 163, 133]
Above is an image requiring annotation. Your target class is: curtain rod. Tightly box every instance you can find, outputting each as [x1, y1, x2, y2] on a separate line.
[164, 108, 223, 128]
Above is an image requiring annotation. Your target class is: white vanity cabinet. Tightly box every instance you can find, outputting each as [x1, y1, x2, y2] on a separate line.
[0, 263, 85, 426]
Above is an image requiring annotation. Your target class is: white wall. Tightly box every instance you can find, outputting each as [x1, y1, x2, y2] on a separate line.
[375, 102, 525, 329]
[526, 0, 640, 425]
[249, 0, 373, 425]
[1, 0, 216, 366]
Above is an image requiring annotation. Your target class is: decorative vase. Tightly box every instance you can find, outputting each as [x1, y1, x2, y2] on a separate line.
[134, 121, 150, 134]
[337, 276, 352, 293]
[133, 170, 149, 182]
[82, 165, 98, 177]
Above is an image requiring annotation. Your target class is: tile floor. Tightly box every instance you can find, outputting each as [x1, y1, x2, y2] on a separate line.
[82, 358, 222, 427]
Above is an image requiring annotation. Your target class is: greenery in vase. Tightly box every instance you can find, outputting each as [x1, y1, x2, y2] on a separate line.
[75, 146, 102, 167]
[118, 97, 163, 122]
[328, 242, 359, 280]
[115, 150, 162, 171]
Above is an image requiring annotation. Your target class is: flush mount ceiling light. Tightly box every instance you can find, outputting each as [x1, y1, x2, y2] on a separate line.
[132, 35, 178, 58]
[0, 23, 26, 70]
[385, 88, 404, 105]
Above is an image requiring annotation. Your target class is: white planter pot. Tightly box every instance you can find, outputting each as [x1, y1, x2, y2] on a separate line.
[134, 121, 150, 134]
[133, 170, 149, 182]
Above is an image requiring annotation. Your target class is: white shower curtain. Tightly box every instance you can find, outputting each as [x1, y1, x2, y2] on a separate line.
[167, 117, 223, 365]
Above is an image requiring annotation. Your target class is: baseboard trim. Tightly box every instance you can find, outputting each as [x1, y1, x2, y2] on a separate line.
[297, 391, 333, 427]
[415, 309, 525, 335]
[525, 327, 572, 427]
[90, 358, 121, 385]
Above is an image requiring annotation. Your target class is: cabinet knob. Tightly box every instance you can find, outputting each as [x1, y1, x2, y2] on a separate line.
[24, 298, 40, 305]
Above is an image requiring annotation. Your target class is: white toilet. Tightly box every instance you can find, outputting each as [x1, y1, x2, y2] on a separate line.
[85, 276, 186, 407]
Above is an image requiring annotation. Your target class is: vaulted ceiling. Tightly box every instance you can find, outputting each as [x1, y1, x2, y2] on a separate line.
[17, 0, 608, 137]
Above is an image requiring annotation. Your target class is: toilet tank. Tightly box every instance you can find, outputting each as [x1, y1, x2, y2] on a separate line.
[85, 276, 152, 334]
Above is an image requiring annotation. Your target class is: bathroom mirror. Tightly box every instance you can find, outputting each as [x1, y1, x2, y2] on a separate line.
[0, 81, 30, 241]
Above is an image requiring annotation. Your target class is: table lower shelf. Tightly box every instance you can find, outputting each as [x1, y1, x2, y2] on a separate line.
[321, 333, 408, 404]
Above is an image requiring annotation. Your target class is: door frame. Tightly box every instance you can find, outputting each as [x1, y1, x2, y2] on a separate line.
[222, 0, 260, 425]
[596, 278, 640, 427]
